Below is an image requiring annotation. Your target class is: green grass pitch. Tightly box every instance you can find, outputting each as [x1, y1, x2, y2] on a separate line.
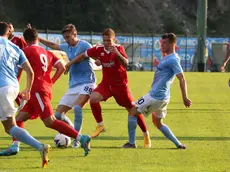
[0, 71, 230, 172]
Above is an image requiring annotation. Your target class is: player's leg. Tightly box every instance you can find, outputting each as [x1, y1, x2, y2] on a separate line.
[0, 94, 47, 157]
[1, 112, 31, 155]
[71, 94, 89, 148]
[152, 114, 186, 149]
[0, 87, 50, 167]
[2, 117, 51, 167]
[72, 83, 96, 133]
[55, 88, 77, 128]
[1, 116, 41, 151]
[42, 115, 91, 156]
[38, 92, 90, 156]
[90, 83, 111, 138]
[126, 107, 151, 148]
[113, 85, 151, 148]
[122, 106, 140, 148]
[55, 105, 73, 127]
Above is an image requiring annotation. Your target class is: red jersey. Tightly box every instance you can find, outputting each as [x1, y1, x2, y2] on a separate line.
[86, 44, 128, 85]
[10, 36, 27, 49]
[23, 44, 60, 94]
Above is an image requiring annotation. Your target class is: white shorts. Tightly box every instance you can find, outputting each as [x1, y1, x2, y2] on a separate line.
[0, 86, 19, 121]
[135, 93, 169, 118]
[58, 83, 96, 108]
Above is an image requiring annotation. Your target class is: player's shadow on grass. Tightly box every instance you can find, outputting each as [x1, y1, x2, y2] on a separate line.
[91, 136, 230, 141]
[1, 136, 230, 141]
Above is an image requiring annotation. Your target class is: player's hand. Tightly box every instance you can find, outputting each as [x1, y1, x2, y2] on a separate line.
[64, 63, 70, 75]
[108, 45, 120, 55]
[95, 59, 101, 66]
[221, 65, 225, 72]
[27, 23, 32, 29]
[183, 97, 192, 108]
[20, 89, 31, 101]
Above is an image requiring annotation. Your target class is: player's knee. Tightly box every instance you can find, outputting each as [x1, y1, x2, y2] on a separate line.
[90, 97, 100, 103]
[44, 121, 53, 128]
[4, 127, 10, 134]
[43, 117, 54, 128]
[55, 112, 64, 120]
[152, 115, 163, 129]
[90, 92, 103, 103]
[155, 121, 163, 129]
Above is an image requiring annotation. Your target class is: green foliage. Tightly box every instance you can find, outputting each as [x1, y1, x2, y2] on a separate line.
[0, 0, 229, 35]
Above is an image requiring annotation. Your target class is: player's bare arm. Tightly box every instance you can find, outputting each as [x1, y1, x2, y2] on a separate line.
[109, 45, 128, 67]
[52, 61, 65, 84]
[221, 43, 230, 71]
[64, 53, 88, 75]
[21, 61, 34, 100]
[39, 38, 60, 50]
[176, 73, 192, 108]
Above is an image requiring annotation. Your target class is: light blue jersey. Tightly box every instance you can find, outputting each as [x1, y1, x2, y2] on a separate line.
[0, 37, 27, 88]
[149, 53, 183, 100]
[60, 40, 95, 88]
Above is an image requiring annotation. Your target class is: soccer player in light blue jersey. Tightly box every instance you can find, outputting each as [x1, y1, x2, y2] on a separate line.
[0, 22, 51, 167]
[122, 33, 192, 148]
[39, 24, 96, 147]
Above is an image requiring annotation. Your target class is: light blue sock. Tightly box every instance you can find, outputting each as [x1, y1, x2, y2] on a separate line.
[9, 126, 42, 150]
[55, 111, 74, 128]
[159, 124, 181, 147]
[74, 105, 82, 132]
[128, 116, 137, 144]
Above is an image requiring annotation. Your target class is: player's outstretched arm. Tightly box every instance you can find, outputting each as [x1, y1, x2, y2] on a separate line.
[39, 38, 60, 50]
[21, 61, 34, 100]
[176, 73, 192, 108]
[221, 43, 230, 71]
[64, 53, 87, 75]
[52, 61, 65, 84]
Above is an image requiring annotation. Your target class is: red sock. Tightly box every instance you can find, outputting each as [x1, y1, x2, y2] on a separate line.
[13, 121, 25, 142]
[90, 102, 103, 123]
[137, 114, 147, 133]
[50, 120, 78, 139]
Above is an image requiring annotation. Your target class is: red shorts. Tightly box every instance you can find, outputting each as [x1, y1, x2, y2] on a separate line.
[94, 82, 134, 108]
[21, 91, 53, 120]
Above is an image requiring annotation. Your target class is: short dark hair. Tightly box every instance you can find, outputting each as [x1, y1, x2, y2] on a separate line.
[61, 24, 77, 34]
[102, 28, 115, 38]
[162, 33, 177, 44]
[6, 22, 12, 26]
[23, 28, 38, 42]
[0, 22, 10, 36]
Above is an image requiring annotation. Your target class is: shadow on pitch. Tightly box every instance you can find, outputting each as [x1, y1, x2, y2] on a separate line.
[1, 136, 230, 141]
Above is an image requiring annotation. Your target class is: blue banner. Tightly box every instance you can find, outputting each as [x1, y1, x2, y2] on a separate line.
[15, 32, 229, 71]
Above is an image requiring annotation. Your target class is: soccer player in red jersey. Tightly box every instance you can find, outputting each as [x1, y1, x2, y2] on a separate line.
[7, 22, 27, 106]
[7, 23, 27, 49]
[65, 28, 151, 148]
[0, 28, 91, 157]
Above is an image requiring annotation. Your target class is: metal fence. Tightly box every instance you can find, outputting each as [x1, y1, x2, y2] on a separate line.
[15, 29, 230, 72]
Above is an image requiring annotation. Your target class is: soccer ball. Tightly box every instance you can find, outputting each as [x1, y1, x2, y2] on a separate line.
[54, 133, 71, 148]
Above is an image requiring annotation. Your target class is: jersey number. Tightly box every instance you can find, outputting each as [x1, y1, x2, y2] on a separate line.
[40, 54, 48, 72]
[137, 98, 145, 105]
[84, 86, 92, 94]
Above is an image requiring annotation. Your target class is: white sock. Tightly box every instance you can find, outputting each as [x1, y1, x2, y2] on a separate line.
[12, 141, 20, 146]
[98, 122, 104, 126]
[143, 131, 149, 136]
[76, 134, 82, 141]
